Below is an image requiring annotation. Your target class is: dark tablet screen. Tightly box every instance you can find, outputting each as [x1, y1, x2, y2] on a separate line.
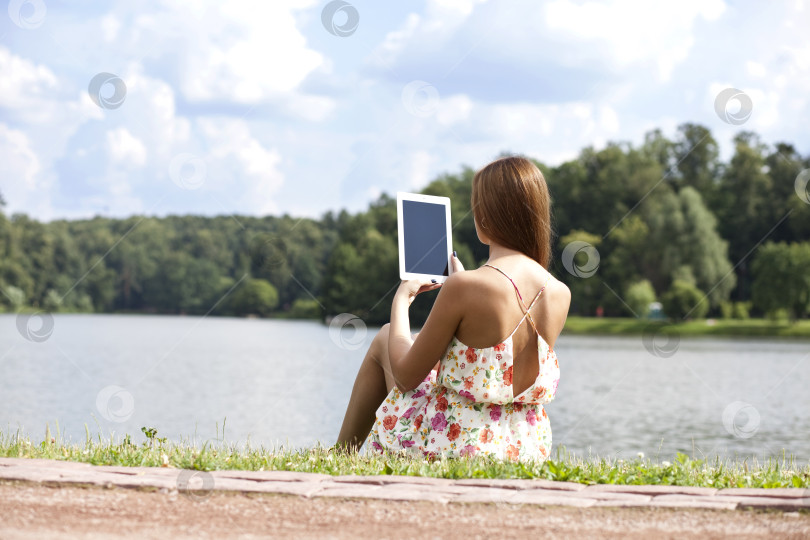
[402, 200, 450, 276]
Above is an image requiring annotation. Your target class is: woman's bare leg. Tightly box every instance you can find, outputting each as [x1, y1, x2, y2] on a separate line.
[335, 324, 397, 451]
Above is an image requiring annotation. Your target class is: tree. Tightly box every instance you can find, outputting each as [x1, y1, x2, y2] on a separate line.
[644, 186, 735, 309]
[751, 242, 810, 321]
[714, 132, 773, 301]
[557, 230, 602, 316]
[661, 280, 709, 321]
[673, 123, 719, 196]
[230, 278, 279, 317]
[624, 280, 656, 317]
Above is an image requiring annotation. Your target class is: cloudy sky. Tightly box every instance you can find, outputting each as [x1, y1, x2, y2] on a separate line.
[1, 0, 808, 221]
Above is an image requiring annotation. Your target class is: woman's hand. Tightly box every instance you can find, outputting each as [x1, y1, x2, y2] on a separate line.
[395, 252, 464, 306]
[449, 251, 464, 275]
[395, 278, 442, 306]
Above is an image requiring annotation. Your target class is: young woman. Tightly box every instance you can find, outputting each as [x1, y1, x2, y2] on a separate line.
[336, 156, 571, 461]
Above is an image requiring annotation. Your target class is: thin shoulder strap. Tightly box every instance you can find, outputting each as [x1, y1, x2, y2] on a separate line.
[482, 264, 526, 305]
[483, 263, 552, 335]
[522, 272, 553, 335]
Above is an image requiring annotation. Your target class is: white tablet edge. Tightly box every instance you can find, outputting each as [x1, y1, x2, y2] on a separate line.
[397, 191, 453, 283]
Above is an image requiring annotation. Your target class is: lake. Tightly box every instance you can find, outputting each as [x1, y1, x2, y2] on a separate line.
[1, 314, 808, 463]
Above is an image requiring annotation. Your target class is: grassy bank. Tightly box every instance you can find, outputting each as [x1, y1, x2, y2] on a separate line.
[1, 429, 808, 490]
[561, 316, 810, 338]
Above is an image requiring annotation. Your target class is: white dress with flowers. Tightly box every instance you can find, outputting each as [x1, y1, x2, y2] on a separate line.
[364, 265, 560, 462]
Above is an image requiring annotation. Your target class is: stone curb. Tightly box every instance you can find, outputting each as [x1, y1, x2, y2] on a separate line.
[1, 458, 808, 511]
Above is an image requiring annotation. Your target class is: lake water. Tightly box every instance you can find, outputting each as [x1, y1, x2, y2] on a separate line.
[1, 314, 808, 463]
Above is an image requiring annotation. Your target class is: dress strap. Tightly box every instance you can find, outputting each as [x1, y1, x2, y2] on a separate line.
[482, 264, 526, 305]
[521, 273, 553, 335]
[483, 263, 552, 336]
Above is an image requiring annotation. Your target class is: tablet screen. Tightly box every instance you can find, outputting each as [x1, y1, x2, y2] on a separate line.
[402, 199, 450, 276]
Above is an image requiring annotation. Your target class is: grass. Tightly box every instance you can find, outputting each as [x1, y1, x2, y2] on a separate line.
[1, 426, 808, 490]
[561, 316, 810, 338]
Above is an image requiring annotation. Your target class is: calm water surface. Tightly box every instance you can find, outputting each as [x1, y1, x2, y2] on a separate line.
[1, 314, 808, 462]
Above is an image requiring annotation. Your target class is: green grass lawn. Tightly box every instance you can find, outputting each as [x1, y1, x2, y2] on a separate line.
[562, 316, 810, 338]
[2, 427, 808, 490]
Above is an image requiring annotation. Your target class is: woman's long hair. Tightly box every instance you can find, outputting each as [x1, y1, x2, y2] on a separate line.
[471, 156, 552, 268]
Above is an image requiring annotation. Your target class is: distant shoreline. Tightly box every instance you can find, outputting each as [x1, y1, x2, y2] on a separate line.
[4, 311, 810, 338]
[561, 316, 810, 339]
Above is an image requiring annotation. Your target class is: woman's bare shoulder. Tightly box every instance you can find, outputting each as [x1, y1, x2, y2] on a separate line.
[541, 272, 571, 332]
[442, 267, 498, 293]
[545, 272, 571, 303]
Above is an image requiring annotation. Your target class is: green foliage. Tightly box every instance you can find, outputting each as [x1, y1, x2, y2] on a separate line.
[751, 242, 810, 321]
[561, 316, 810, 337]
[644, 186, 735, 307]
[288, 298, 323, 319]
[1, 285, 24, 309]
[624, 280, 656, 317]
[661, 280, 709, 321]
[0, 125, 807, 321]
[557, 230, 602, 316]
[732, 301, 751, 320]
[230, 279, 279, 317]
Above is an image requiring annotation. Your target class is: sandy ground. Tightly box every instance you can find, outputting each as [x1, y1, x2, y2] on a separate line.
[0, 481, 808, 540]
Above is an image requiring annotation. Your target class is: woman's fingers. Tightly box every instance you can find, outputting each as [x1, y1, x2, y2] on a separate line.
[450, 251, 465, 274]
[416, 281, 442, 295]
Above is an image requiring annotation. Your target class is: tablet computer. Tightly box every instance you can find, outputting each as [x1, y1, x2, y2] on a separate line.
[397, 192, 453, 282]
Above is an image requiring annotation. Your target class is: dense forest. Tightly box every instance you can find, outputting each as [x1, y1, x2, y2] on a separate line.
[1, 124, 809, 325]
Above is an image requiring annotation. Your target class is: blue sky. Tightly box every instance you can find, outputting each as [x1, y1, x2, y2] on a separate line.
[1, 0, 808, 221]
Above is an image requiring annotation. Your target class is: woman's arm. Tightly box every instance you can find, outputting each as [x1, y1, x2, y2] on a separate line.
[388, 271, 466, 392]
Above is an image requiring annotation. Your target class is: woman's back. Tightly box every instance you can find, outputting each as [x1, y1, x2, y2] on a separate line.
[451, 256, 569, 397]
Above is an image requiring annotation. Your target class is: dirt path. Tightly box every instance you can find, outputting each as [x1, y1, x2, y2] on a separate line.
[1, 481, 808, 540]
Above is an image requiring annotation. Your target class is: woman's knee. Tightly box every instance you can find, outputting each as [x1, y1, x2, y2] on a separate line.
[369, 324, 390, 361]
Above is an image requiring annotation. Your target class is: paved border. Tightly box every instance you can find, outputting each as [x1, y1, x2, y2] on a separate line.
[1, 458, 808, 511]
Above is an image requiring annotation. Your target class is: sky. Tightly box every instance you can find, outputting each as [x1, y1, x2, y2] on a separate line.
[1, 0, 809, 221]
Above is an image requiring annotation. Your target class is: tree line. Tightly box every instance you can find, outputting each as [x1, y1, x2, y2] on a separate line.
[1, 124, 809, 324]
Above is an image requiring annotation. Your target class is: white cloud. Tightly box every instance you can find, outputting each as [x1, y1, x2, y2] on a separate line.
[106, 128, 147, 167]
[134, 0, 324, 103]
[429, 0, 488, 17]
[375, 13, 423, 65]
[283, 94, 337, 122]
[0, 124, 50, 217]
[746, 61, 767, 78]
[544, 0, 726, 81]
[408, 150, 436, 189]
[100, 13, 121, 42]
[198, 118, 285, 215]
[436, 94, 474, 126]
[0, 47, 60, 123]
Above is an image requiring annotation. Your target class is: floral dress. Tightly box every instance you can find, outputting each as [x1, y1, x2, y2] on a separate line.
[364, 264, 560, 462]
